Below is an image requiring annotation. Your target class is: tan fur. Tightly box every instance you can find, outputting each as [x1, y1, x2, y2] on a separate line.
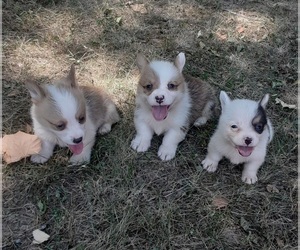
[26, 65, 120, 164]
[137, 61, 186, 97]
[137, 65, 160, 96]
[131, 52, 218, 161]
[81, 86, 120, 129]
[185, 75, 218, 125]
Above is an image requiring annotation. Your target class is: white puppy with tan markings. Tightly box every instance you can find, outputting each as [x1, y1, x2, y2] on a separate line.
[131, 52, 217, 161]
[202, 91, 274, 184]
[26, 65, 120, 165]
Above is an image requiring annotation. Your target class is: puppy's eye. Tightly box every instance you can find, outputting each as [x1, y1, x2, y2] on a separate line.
[78, 116, 85, 124]
[231, 125, 238, 129]
[56, 123, 66, 131]
[167, 82, 176, 90]
[144, 84, 153, 90]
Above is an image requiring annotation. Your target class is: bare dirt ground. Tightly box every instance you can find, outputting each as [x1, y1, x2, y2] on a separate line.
[2, 0, 298, 249]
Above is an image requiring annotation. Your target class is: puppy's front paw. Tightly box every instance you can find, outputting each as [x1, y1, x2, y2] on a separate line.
[194, 117, 208, 126]
[69, 153, 90, 165]
[131, 136, 151, 152]
[242, 172, 258, 184]
[98, 123, 112, 135]
[31, 154, 49, 164]
[201, 157, 218, 172]
[158, 145, 176, 161]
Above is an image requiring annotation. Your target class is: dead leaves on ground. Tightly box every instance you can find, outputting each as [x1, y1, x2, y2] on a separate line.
[1, 131, 41, 164]
[32, 229, 50, 244]
[212, 196, 229, 209]
[275, 98, 297, 110]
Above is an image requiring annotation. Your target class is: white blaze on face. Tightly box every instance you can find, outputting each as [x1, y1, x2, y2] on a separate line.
[148, 61, 182, 121]
[220, 95, 264, 157]
[47, 85, 85, 153]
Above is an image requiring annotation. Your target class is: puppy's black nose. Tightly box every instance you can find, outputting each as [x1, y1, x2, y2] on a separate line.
[245, 137, 252, 145]
[155, 95, 164, 104]
[73, 137, 83, 144]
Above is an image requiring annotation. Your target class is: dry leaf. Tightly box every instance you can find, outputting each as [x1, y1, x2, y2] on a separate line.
[215, 32, 227, 41]
[275, 98, 297, 109]
[240, 217, 250, 232]
[212, 196, 229, 209]
[266, 184, 279, 193]
[8, 89, 20, 97]
[237, 26, 245, 33]
[1, 131, 41, 164]
[276, 237, 284, 247]
[199, 41, 206, 49]
[32, 229, 50, 244]
[131, 4, 147, 14]
[25, 123, 33, 133]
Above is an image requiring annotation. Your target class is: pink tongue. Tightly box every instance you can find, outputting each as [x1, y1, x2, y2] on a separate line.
[237, 146, 254, 157]
[68, 142, 83, 155]
[152, 105, 168, 121]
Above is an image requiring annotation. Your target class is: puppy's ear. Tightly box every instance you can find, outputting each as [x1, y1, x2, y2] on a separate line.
[65, 65, 78, 88]
[174, 52, 185, 73]
[219, 91, 231, 111]
[25, 82, 46, 104]
[259, 93, 269, 109]
[136, 54, 149, 72]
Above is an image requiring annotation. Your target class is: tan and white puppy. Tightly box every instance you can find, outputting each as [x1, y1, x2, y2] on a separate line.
[131, 52, 217, 161]
[202, 91, 274, 184]
[26, 65, 120, 164]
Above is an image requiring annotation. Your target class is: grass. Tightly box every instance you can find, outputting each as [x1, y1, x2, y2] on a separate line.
[2, 0, 298, 249]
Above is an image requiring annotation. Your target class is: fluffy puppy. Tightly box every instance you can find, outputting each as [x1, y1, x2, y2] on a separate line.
[26, 65, 120, 164]
[202, 91, 274, 184]
[131, 52, 217, 161]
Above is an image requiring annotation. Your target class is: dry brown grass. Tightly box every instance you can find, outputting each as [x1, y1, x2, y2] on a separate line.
[2, 0, 298, 249]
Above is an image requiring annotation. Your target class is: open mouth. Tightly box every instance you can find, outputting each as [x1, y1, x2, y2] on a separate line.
[237, 146, 254, 157]
[152, 105, 170, 121]
[68, 142, 84, 155]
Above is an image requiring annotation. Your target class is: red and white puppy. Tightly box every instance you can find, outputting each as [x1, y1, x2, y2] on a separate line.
[131, 52, 217, 161]
[26, 65, 120, 164]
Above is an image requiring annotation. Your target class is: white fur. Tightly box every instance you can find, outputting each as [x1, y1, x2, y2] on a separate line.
[202, 91, 273, 184]
[46, 85, 85, 145]
[30, 85, 97, 164]
[27, 66, 119, 165]
[131, 53, 192, 161]
[132, 91, 191, 160]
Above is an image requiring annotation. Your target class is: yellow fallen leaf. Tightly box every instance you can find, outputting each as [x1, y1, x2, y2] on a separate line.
[1, 131, 41, 164]
[32, 229, 50, 244]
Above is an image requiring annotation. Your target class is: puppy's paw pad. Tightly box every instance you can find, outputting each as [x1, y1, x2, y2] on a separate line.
[131, 138, 150, 152]
[194, 117, 208, 127]
[31, 154, 49, 164]
[98, 124, 112, 135]
[242, 174, 258, 184]
[201, 158, 218, 172]
[158, 146, 176, 161]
